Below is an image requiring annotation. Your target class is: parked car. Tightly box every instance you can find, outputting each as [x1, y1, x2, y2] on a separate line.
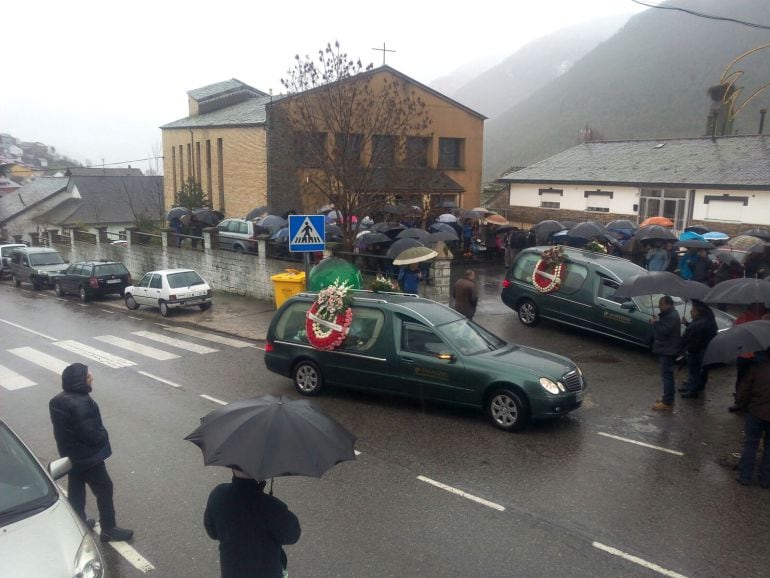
[0, 418, 105, 577]
[216, 218, 267, 253]
[0, 243, 26, 278]
[54, 261, 132, 302]
[265, 291, 585, 431]
[9, 247, 69, 289]
[501, 246, 734, 348]
[124, 268, 212, 316]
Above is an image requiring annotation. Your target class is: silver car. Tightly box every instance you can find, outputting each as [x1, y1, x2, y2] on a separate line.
[0, 419, 105, 577]
[216, 218, 262, 253]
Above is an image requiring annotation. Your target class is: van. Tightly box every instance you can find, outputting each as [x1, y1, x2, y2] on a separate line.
[9, 247, 68, 289]
[501, 247, 734, 348]
[0, 244, 26, 278]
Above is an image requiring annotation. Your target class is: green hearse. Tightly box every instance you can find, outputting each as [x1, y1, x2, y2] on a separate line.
[265, 291, 585, 432]
[501, 247, 734, 347]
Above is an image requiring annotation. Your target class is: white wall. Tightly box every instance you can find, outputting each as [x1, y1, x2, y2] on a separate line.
[508, 183, 639, 214]
[691, 188, 770, 225]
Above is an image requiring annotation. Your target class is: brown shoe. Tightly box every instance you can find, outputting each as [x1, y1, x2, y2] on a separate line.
[651, 401, 674, 411]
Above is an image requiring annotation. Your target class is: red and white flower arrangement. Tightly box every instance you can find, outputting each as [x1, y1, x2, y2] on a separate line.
[306, 279, 354, 351]
[532, 246, 567, 294]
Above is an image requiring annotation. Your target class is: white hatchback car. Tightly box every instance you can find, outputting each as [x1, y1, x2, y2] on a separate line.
[124, 268, 213, 316]
[0, 419, 105, 577]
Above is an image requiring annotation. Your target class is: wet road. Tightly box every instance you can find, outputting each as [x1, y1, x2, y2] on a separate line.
[1, 276, 768, 577]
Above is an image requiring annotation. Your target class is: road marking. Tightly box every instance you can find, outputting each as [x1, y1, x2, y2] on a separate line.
[0, 318, 57, 341]
[138, 370, 182, 389]
[592, 542, 688, 578]
[417, 475, 505, 512]
[354, 450, 362, 456]
[597, 432, 684, 456]
[53, 340, 136, 369]
[133, 330, 218, 354]
[99, 309, 115, 314]
[162, 326, 255, 348]
[94, 335, 179, 361]
[200, 394, 227, 405]
[78, 303, 89, 307]
[9, 347, 69, 374]
[56, 298, 67, 301]
[0, 363, 37, 390]
[128, 316, 143, 321]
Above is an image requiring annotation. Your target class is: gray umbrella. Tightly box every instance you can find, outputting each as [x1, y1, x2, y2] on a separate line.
[357, 232, 392, 246]
[703, 321, 770, 366]
[739, 228, 770, 241]
[245, 206, 269, 221]
[614, 271, 691, 299]
[673, 239, 714, 250]
[429, 222, 456, 235]
[256, 215, 288, 233]
[166, 207, 187, 221]
[635, 225, 678, 242]
[387, 238, 423, 259]
[184, 395, 357, 480]
[397, 228, 431, 241]
[567, 221, 611, 240]
[426, 230, 459, 243]
[607, 219, 638, 231]
[702, 278, 770, 305]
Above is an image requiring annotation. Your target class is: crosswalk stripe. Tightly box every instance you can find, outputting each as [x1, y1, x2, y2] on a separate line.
[132, 331, 218, 354]
[162, 326, 255, 348]
[94, 335, 179, 361]
[0, 363, 37, 390]
[53, 340, 136, 369]
[9, 347, 70, 374]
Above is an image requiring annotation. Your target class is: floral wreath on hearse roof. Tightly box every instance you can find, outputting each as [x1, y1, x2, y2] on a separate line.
[306, 279, 354, 351]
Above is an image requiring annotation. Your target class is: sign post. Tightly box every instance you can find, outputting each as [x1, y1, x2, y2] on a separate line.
[289, 215, 326, 285]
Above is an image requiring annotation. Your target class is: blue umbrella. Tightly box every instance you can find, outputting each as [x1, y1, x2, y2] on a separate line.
[679, 230, 705, 241]
[703, 231, 730, 241]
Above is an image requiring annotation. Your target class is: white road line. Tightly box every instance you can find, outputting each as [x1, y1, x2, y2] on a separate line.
[0, 364, 37, 390]
[128, 316, 144, 321]
[94, 335, 179, 361]
[9, 347, 69, 374]
[592, 542, 688, 578]
[56, 297, 67, 301]
[354, 450, 362, 456]
[133, 330, 218, 354]
[200, 394, 227, 405]
[99, 309, 115, 314]
[53, 340, 136, 369]
[417, 475, 505, 512]
[597, 432, 684, 456]
[162, 326, 255, 348]
[138, 370, 182, 389]
[0, 318, 58, 341]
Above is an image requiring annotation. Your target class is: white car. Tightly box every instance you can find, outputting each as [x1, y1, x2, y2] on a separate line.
[124, 268, 213, 317]
[0, 419, 105, 577]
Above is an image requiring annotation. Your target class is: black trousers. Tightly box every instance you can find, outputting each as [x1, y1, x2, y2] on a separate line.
[68, 461, 116, 529]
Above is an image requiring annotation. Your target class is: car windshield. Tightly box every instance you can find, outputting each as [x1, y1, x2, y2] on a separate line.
[634, 294, 685, 316]
[0, 424, 56, 527]
[439, 319, 506, 355]
[95, 263, 129, 276]
[28, 253, 64, 266]
[167, 271, 205, 288]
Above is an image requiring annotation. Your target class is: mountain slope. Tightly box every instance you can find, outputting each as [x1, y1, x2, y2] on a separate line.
[447, 14, 631, 119]
[484, 0, 770, 179]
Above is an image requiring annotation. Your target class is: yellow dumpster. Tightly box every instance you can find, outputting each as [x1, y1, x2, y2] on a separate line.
[271, 269, 306, 309]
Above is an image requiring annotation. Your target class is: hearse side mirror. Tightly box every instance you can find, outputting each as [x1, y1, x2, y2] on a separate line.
[437, 352, 456, 362]
[620, 301, 637, 312]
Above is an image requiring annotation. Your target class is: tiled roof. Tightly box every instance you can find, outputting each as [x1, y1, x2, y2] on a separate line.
[187, 78, 264, 101]
[498, 135, 770, 189]
[0, 177, 68, 223]
[161, 95, 272, 129]
[38, 175, 164, 226]
[66, 167, 144, 177]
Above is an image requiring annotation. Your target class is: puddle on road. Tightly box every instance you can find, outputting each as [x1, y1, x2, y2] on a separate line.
[616, 416, 661, 434]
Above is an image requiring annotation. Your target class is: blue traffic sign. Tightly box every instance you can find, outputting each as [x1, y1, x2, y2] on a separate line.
[289, 215, 326, 252]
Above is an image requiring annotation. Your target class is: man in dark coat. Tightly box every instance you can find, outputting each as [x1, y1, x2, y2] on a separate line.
[452, 269, 478, 320]
[205, 470, 301, 578]
[651, 295, 681, 411]
[49, 363, 133, 542]
[735, 352, 770, 487]
[678, 300, 718, 399]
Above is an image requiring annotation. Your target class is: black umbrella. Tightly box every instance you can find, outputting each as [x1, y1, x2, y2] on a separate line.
[193, 208, 224, 226]
[685, 225, 710, 235]
[386, 238, 423, 259]
[185, 396, 357, 480]
[371, 222, 406, 234]
[607, 219, 638, 231]
[429, 222, 456, 235]
[245, 206, 269, 221]
[270, 227, 289, 243]
[397, 228, 430, 241]
[635, 225, 677, 242]
[567, 221, 611, 241]
[673, 239, 714, 250]
[256, 215, 288, 233]
[426, 230, 459, 244]
[166, 207, 187, 221]
[491, 225, 519, 236]
[533, 220, 565, 234]
[325, 224, 343, 240]
[702, 277, 770, 305]
[357, 232, 392, 246]
[559, 220, 579, 230]
[614, 271, 691, 299]
[703, 321, 770, 366]
[740, 228, 770, 241]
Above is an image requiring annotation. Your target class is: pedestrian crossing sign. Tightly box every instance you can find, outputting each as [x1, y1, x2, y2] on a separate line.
[289, 215, 326, 252]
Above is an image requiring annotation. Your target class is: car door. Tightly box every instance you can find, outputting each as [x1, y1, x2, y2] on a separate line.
[133, 273, 153, 305]
[552, 261, 593, 327]
[592, 275, 645, 343]
[59, 263, 77, 292]
[148, 273, 164, 304]
[217, 220, 233, 250]
[393, 320, 474, 404]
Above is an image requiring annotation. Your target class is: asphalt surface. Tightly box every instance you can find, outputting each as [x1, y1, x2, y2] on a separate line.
[1, 269, 769, 578]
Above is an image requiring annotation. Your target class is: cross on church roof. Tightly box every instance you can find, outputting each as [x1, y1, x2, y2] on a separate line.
[372, 42, 396, 66]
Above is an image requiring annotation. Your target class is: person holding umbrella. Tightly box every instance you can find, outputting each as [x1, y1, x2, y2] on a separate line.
[679, 300, 718, 399]
[735, 350, 770, 488]
[651, 295, 682, 411]
[204, 469, 301, 578]
[729, 303, 768, 412]
[398, 262, 422, 293]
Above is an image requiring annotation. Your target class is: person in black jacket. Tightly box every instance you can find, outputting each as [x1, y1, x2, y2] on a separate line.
[49, 363, 133, 542]
[204, 469, 301, 578]
[679, 300, 718, 399]
[651, 295, 681, 411]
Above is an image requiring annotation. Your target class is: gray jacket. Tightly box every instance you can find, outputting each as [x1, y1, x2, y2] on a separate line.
[652, 307, 681, 355]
